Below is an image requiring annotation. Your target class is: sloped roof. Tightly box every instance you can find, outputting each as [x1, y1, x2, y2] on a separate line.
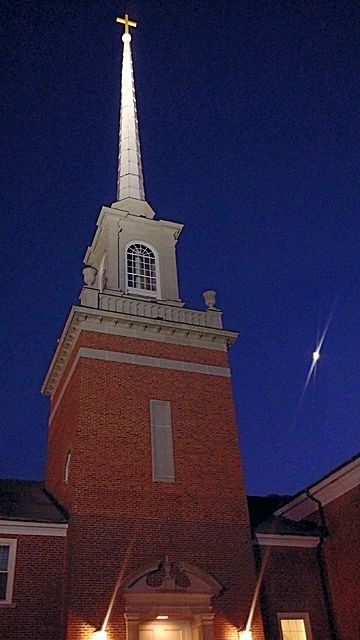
[247, 495, 321, 537]
[274, 451, 360, 521]
[255, 514, 320, 536]
[0, 479, 68, 524]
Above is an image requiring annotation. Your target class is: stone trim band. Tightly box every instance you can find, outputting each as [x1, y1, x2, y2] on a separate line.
[49, 347, 230, 424]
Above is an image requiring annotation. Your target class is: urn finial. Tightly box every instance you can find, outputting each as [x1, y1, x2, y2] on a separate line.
[82, 265, 98, 286]
[203, 289, 217, 309]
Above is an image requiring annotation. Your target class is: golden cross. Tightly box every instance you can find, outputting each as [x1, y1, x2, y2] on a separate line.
[116, 13, 137, 34]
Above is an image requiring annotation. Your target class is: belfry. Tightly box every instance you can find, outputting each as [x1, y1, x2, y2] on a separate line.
[1, 14, 358, 640]
[41, 14, 263, 640]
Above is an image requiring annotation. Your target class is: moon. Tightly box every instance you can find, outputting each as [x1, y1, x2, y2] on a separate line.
[293, 303, 336, 426]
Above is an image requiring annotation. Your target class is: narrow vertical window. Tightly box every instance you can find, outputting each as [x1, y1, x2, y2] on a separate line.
[0, 539, 17, 604]
[126, 243, 158, 294]
[150, 400, 175, 482]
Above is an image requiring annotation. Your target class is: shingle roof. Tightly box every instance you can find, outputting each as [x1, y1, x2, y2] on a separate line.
[0, 479, 68, 524]
[255, 514, 320, 536]
[247, 495, 321, 537]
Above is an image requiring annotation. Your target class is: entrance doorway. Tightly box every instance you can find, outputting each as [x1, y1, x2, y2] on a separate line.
[139, 620, 191, 640]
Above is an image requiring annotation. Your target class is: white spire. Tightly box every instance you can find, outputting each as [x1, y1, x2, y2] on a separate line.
[116, 20, 145, 202]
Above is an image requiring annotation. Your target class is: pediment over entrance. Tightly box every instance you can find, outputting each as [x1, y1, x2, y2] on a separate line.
[124, 559, 222, 597]
[123, 560, 220, 640]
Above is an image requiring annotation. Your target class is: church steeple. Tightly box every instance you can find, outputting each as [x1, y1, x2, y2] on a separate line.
[47, 17, 226, 324]
[39, 17, 262, 640]
[74, 16, 183, 307]
[116, 15, 145, 202]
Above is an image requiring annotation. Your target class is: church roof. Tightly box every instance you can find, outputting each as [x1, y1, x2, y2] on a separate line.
[0, 479, 68, 524]
[254, 514, 320, 537]
[247, 495, 321, 538]
[274, 451, 360, 521]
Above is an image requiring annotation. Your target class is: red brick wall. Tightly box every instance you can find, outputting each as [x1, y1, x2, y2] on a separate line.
[50, 330, 229, 417]
[0, 534, 65, 640]
[44, 328, 265, 640]
[45, 365, 81, 511]
[46, 330, 242, 519]
[77, 331, 229, 368]
[258, 546, 331, 640]
[320, 486, 360, 640]
[70, 358, 246, 519]
[63, 515, 264, 640]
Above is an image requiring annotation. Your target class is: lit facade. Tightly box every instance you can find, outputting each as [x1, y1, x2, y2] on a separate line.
[0, 17, 358, 640]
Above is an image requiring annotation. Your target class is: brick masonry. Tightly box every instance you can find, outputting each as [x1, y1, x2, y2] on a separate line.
[258, 546, 331, 640]
[5, 325, 354, 640]
[44, 328, 265, 640]
[0, 534, 65, 640]
[309, 485, 360, 640]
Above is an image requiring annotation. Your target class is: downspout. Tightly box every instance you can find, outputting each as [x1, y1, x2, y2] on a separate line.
[306, 490, 338, 640]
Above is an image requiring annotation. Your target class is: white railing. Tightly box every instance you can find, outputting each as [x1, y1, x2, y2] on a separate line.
[98, 293, 222, 329]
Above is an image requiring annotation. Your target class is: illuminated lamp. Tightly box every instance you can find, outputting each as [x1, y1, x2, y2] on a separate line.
[238, 631, 252, 640]
[92, 631, 108, 640]
[156, 616, 169, 620]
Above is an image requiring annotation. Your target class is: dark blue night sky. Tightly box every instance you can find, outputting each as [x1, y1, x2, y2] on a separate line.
[2, 1, 359, 495]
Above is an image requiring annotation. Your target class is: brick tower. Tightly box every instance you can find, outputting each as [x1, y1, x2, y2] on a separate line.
[42, 15, 264, 640]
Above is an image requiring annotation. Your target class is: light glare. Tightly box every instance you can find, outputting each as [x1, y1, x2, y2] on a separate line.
[293, 303, 337, 426]
[93, 632, 108, 640]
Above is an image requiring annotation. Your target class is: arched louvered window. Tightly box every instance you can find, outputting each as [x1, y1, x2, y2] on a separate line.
[126, 243, 158, 294]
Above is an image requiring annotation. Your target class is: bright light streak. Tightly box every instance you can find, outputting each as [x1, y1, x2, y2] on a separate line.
[244, 546, 271, 632]
[304, 310, 332, 391]
[293, 302, 336, 426]
[100, 533, 136, 633]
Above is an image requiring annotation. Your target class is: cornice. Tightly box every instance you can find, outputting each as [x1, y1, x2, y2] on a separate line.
[42, 305, 238, 397]
[84, 207, 184, 264]
[254, 533, 319, 548]
[0, 520, 68, 537]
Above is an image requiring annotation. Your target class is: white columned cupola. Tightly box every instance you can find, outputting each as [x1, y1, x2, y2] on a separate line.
[80, 14, 184, 310]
